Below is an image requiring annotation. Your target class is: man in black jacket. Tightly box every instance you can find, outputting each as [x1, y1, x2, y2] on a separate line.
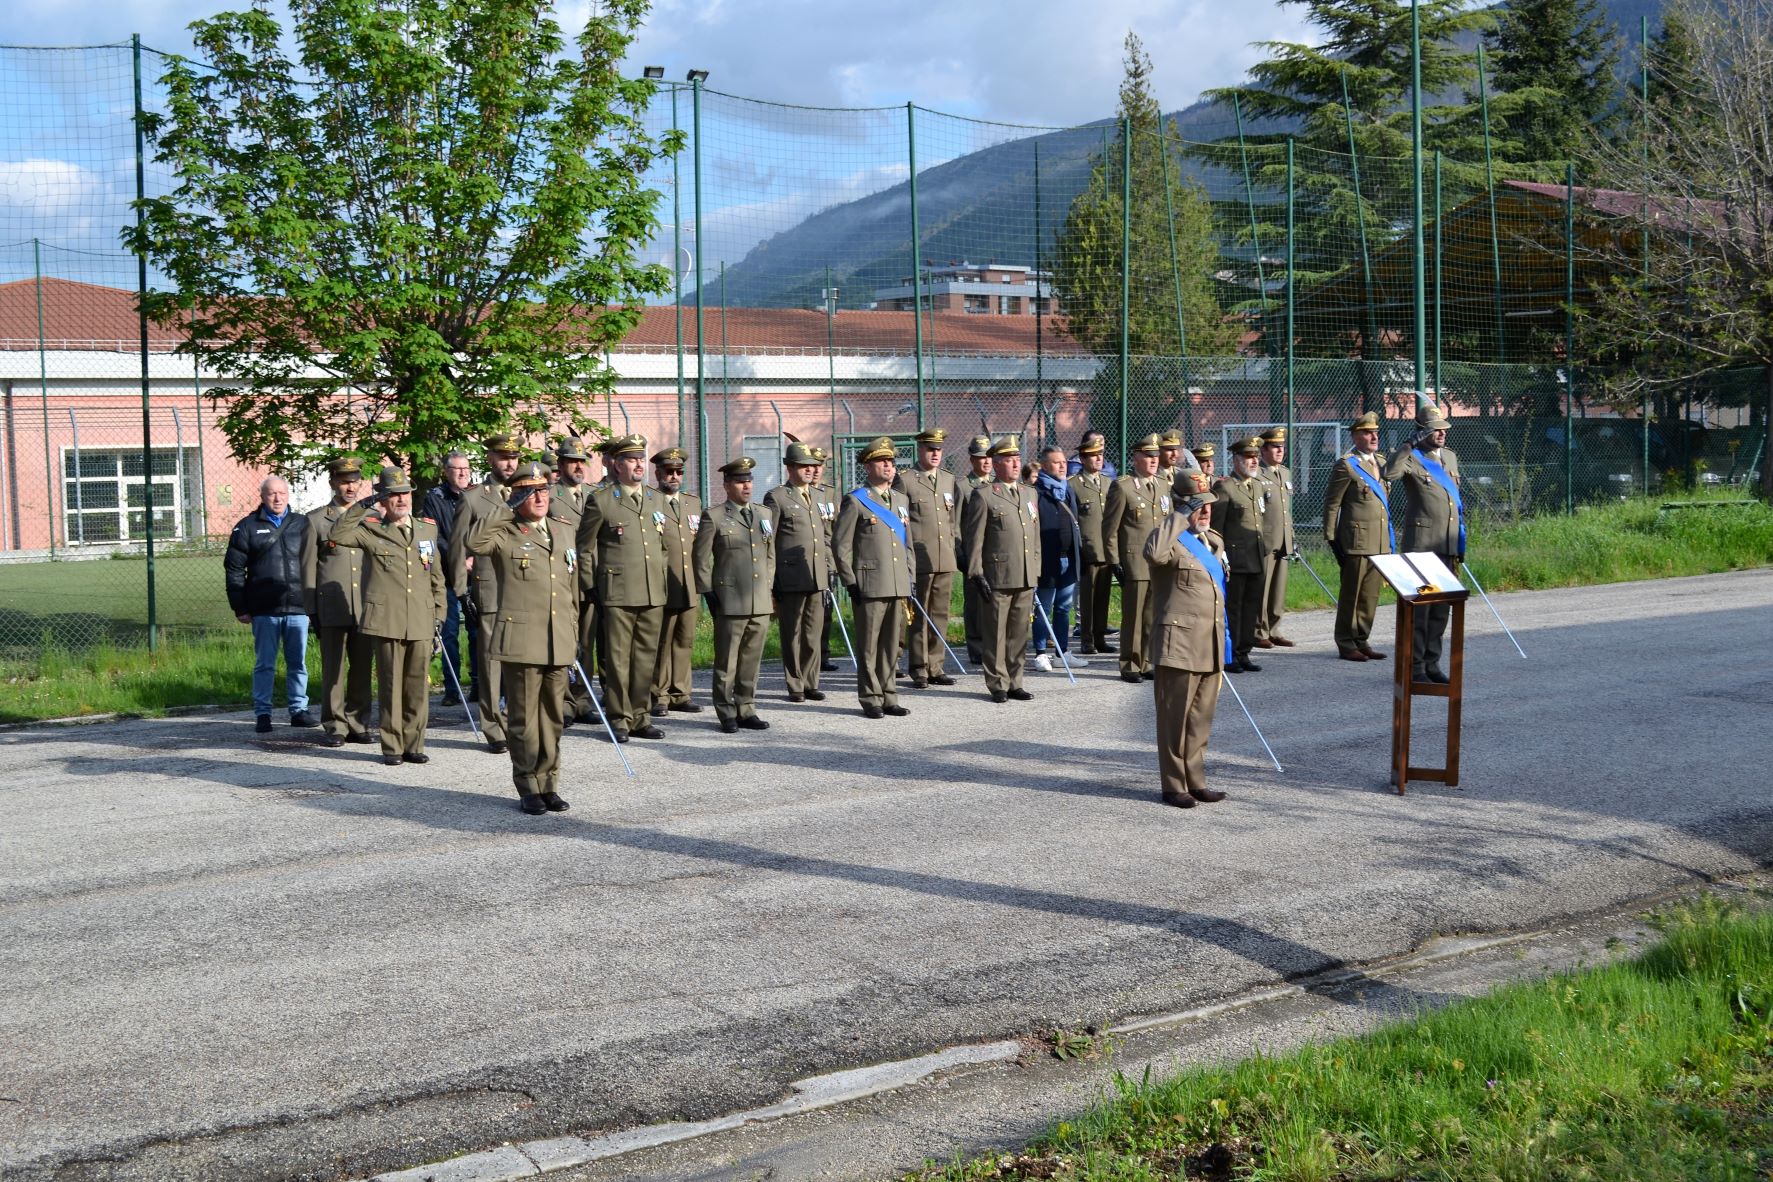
[225, 475, 319, 734]
[421, 451, 475, 705]
[1031, 445, 1086, 673]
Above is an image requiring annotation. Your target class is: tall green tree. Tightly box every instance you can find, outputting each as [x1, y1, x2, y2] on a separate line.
[1483, 0, 1623, 167]
[1051, 32, 1237, 361]
[133, 0, 679, 476]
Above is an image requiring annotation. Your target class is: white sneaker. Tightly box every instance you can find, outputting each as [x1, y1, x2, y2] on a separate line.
[1065, 652, 1090, 667]
[1032, 653, 1054, 673]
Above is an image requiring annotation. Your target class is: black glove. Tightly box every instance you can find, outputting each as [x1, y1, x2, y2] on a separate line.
[507, 487, 536, 510]
[1111, 564, 1125, 581]
[845, 584, 860, 602]
[970, 574, 994, 597]
[460, 597, 481, 625]
[432, 621, 444, 655]
[1409, 428, 1435, 450]
[355, 491, 379, 507]
[1328, 541, 1345, 564]
[703, 593, 717, 616]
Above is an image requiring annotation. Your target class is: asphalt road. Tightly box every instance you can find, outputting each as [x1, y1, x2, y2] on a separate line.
[3, 570, 1770, 1181]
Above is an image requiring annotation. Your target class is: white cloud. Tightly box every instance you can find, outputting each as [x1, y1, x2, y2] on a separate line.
[0, 159, 103, 216]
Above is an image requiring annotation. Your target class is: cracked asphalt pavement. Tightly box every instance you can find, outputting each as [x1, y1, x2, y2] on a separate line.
[2, 570, 1769, 1180]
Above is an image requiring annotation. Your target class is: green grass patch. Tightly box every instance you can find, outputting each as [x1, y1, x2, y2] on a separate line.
[912, 895, 1773, 1182]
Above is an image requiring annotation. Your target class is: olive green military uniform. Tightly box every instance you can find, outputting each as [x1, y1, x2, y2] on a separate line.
[764, 464, 832, 700]
[1102, 466, 1170, 678]
[1145, 508, 1228, 805]
[695, 493, 776, 727]
[467, 495, 579, 804]
[647, 484, 702, 713]
[447, 479, 512, 743]
[1212, 461, 1269, 667]
[301, 496, 373, 741]
[1069, 463, 1114, 655]
[330, 497, 447, 759]
[1323, 438, 1394, 657]
[1384, 429, 1463, 679]
[547, 468, 598, 721]
[959, 440, 995, 666]
[833, 480, 914, 712]
[813, 473, 841, 668]
[1256, 445, 1296, 646]
[961, 471, 1042, 698]
[893, 453, 961, 685]
[576, 468, 669, 736]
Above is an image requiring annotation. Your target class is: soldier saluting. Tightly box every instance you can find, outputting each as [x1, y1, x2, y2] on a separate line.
[695, 457, 776, 732]
[302, 456, 374, 747]
[1212, 436, 1270, 673]
[466, 461, 579, 815]
[446, 433, 522, 754]
[329, 466, 447, 766]
[833, 436, 913, 720]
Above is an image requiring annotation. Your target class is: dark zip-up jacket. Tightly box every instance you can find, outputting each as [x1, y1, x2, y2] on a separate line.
[224, 506, 309, 617]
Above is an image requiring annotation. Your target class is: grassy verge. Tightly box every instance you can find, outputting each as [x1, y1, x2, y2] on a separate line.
[911, 895, 1773, 1182]
[3, 492, 1768, 722]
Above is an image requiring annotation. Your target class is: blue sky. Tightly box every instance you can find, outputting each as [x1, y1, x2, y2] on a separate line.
[0, 0, 1318, 287]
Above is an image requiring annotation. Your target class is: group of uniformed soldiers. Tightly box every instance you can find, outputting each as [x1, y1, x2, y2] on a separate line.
[295, 403, 1460, 815]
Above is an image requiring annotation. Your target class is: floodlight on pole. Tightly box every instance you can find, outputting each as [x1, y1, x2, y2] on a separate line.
[686, 69, 710, 83]
[642, 65, 665, 79]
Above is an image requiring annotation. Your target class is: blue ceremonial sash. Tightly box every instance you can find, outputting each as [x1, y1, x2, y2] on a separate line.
[1345, 456, 1397, 551]
[1175, 528, 1235, 667]
[1412, 449, 1466, 556]
[849, 486, 907, 549]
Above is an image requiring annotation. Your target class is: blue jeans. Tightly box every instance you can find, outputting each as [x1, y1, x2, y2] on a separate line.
[1032, 580, 1076, 654]
[440, 589, 466, 696]
[250, 613, 310, 717]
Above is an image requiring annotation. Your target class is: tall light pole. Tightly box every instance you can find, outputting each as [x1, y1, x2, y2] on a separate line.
[1411, 0, 1428, 406]
[687, 68, 709, 498]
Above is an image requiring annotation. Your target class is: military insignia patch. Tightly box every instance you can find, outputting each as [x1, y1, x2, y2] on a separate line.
[760, 519, 773, 537]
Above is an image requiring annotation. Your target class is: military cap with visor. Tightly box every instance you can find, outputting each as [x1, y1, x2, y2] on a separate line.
[1191, 442, 1216, 460]
[966, 434, 992, 458]
[606, 434, 648, 457]
[719, 456, 757, 479]
[1131, 432, 1162, 455]
[651, 446, 688, 470]
[1232, 436, 1263, 457]
[1077, 435, 1105, 456]
[914, 427, 947, 446]
[482, 432, 520, 456]
[859, 436, 898, 464]
[1349, 411, 1382, 432]
[1260, 426, 1288, 444]
[784, 441, 819, 467]
[375, 465, 415, 496]
[509, 461, 551, 490]
[1158, 428, 1184, 447]
[987, 434, 1021, 457]
[326, 456, 364, 480]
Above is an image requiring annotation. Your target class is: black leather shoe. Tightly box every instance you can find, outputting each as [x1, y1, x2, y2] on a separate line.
[402, 752, 429, 764]
[1359, 646, 1388, 660]
[882, 704, 910, 717]
[611, 729, 630, 744]
[862, 705, 884, 719]
[804, 689, 826, 701]
[289, 711, 321, 729]
[1120, 672, 1141, 684]
[631, 724, 665, 740]
[990, 690, 1008, 703]
[737, 716, 770, 730]
[1006, 688, 1033, 701]
[1190, 787, 1227, 803]
[650, 704, 669, 717]
[1239, 660, 1262, 672]
[1162, 794, 1198, 809]
[1140, 670, 1155, 681]
[382, 754, 402, 766]
[928, 675, 955, 687]
[821, 660, 839, 672]
[519, 795, 548, 816]
[787, 693, 805, 703]
[1426, 667, 1450, 684]
[668, 701, 704, 713]
[255, 714, 273, 734]
[910, 678, 928, 689]
[719, 719, 738, 733]
[346, 732, 374, 744]
[439, 693, 463, 707]
[541, 792, 570, 812]
[487, 740, 508, 754]
[320, 733, 344, 748]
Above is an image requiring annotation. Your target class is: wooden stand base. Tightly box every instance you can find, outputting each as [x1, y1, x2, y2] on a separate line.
[1390, 592, 1468, 794]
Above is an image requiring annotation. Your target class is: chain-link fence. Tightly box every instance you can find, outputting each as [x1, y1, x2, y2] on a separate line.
[1, 42, 1767, 662]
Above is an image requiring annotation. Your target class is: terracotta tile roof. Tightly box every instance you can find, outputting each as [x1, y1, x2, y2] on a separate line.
[0, 278, 1087, 356]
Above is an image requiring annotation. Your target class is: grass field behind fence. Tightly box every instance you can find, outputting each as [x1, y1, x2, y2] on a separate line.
[2, 492, 1768, 722]
[910, 894, 1773, 1182]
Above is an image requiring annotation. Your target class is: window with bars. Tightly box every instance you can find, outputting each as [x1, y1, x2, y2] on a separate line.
[61, 446, 201, 545]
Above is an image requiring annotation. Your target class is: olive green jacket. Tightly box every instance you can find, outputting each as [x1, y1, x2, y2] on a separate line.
[655, 489, 703, 610]
[466, 504, 580, 665]
[301, 500, 365, 627]
[1322, 451, 1394, 557]
[694, 499, 777, 617]
[832, 484, 914, 598]
[764, 482, 832, 594]
[329, 502, 446, 642]
[1383, 445, 1463, 556]
[961, 479, 1041, 591]
[1145, 515, 1228, 674]
[575, 482, 669, 608]
[1102, 473, 1171, 579]
[1259, 462, 1295, 555]
[892, 465, 961, 575]
[446, 480, 508, 610]
[1212, 474, 1269, 576]
[1068, 470, 1112, 565]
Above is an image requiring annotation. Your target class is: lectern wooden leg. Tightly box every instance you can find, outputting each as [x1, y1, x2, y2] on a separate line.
[1444, 600, 1464, 786]
[1392, 600, 1415, 795]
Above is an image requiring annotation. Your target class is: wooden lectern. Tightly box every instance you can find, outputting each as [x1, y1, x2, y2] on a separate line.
[1369, 553, 1471, 794]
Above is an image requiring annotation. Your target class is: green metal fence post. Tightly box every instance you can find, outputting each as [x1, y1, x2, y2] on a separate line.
[133, 33, 157, 650]
[1433, 150, 1442, 401]
[1340, 69, 1378, 411]
[826, 264, 836, 451]
[34, 238, 54, 559]
[1411, 0, 1427, 403]
[1034, 140, 1046, 446]
[692, 76, 707, 500]
[1565, 161, 1576, 514]
[1119, 116, 1131, 474]
[672, 84, 685, 453]
[1286, 140, 1295, 441]
[907, 102, 925, 429]
[1478, 46, 1506, 366]
[1640, 15, 1652, 493]
[720, 261, 729, 455]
